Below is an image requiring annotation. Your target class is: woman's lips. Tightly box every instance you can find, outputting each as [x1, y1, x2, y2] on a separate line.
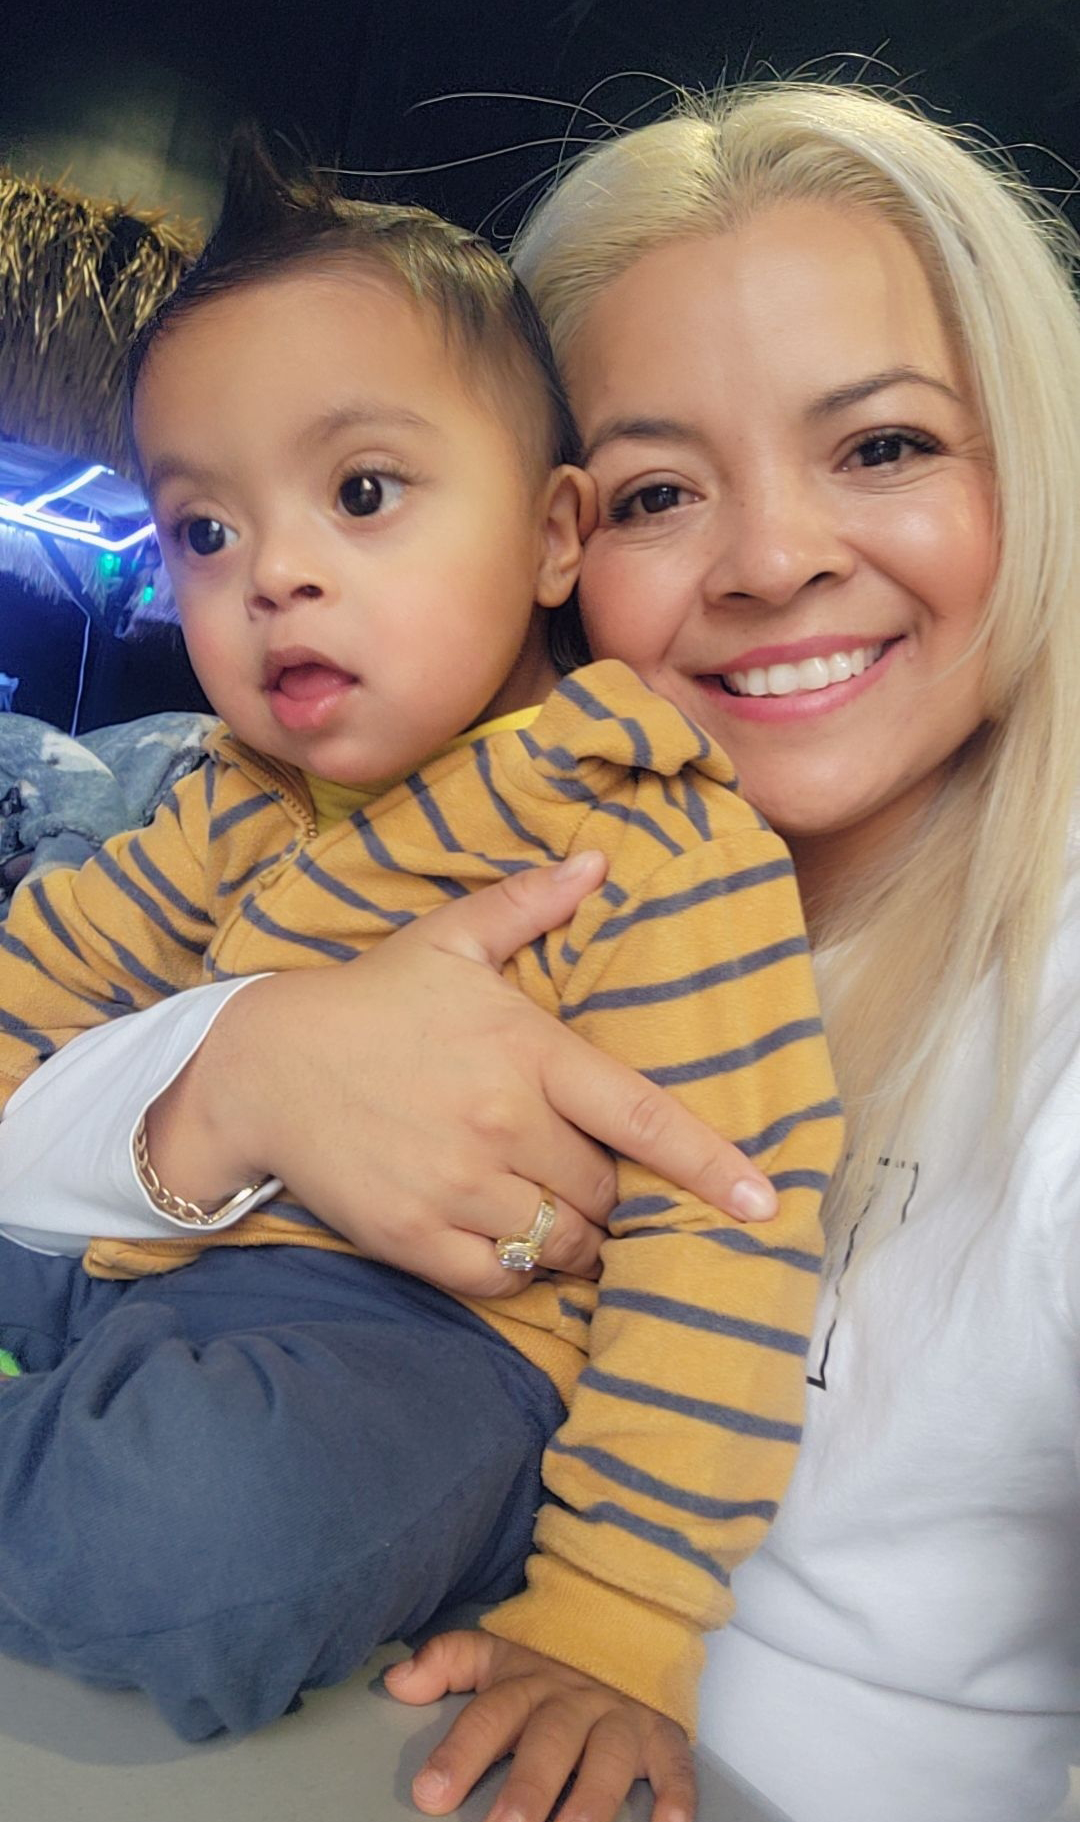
[696, 636, 902, 722]
[267, 662, 357, 731]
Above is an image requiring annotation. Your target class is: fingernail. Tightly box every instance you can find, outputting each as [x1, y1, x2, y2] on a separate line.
[384, 1656, 414, 1683]
[730, 1177, 777, 1220]
[413, 1766, 450, 1803]
[556, 850, 603, 879]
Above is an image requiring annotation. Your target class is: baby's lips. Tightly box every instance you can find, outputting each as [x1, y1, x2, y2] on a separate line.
[274, 662, 356, 701]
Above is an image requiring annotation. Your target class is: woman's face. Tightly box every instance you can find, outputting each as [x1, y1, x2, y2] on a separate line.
[568, 202, 997, 871]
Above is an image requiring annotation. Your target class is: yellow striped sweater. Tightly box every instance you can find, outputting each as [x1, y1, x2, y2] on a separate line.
[0, 659, 842, 1732]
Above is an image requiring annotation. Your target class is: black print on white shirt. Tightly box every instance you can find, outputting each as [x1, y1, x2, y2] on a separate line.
[806, 1155, 920, 1390]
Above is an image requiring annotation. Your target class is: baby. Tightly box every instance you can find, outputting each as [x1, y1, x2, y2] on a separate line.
[0, 133, 841, 1790]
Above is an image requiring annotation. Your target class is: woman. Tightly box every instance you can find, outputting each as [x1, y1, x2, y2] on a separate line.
[1, 80, 1077, 1822]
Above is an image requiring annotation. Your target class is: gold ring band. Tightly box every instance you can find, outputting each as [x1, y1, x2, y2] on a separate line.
[495, 1190, 557, 1273]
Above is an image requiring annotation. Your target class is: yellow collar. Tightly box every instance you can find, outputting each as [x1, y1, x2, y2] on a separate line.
[303, 704, 543, 833]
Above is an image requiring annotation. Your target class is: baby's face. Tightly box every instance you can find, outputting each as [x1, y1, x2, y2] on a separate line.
[134, 268, 580, 783]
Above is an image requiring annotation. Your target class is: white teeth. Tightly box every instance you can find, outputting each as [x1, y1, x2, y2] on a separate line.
[797, 657, 832, 692]
[767, 663, 799, 696]
[724, 642, 885, 698]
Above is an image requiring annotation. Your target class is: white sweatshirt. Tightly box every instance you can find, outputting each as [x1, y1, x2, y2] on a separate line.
[0, 855, 1078, 1822]
[700, 837, 1080, 1821]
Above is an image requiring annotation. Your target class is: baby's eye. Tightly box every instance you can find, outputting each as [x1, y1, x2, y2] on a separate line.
[847, 430, 939, 469]
[182, 517, 234, 556]
[338, 472, 406, 518]
[609, 482, 691, 523]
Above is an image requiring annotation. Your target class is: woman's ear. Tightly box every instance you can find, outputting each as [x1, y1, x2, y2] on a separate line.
[535, 466, 598, 607]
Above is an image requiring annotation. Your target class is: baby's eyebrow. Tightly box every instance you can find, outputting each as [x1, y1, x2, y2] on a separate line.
[145, 457, 221, 503]
[806, 366, 963, 418]
[144, 403, 443, 503]
[303, 403, 440, 444]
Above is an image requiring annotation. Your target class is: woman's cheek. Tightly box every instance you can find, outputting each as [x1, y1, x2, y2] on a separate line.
[579, 542, 657, 664]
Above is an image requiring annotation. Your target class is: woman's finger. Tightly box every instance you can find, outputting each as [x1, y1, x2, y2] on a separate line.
[404, 863, 777, 1225]
[537, 1024, 779, 1222]
[483, 1100, 618, 1231]
[414, 852, 609, 969]
[435, 1084, 617, 1234]
[414, 1186, 602, 1298]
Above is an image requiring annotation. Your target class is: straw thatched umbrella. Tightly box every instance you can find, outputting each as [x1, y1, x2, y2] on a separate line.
[0, 171, 202, 477]
[0, 175, 204, 725]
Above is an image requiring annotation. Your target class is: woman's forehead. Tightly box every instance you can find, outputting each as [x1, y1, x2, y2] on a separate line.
[565, 204, 960, 423]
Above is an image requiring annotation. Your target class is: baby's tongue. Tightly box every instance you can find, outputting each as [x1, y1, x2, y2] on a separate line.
[277, 663, 353, 700]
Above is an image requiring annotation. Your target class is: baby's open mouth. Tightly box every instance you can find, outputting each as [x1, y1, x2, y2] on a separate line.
[270, 662, 357, 701]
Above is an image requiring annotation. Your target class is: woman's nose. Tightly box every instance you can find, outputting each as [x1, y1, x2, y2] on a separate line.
[705, 470, 853, 609]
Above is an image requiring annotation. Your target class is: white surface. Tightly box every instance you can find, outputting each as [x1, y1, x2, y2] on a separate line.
[0, 1645, 789, 1822]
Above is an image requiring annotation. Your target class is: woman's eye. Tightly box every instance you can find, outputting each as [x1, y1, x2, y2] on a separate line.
[339, 472, 405, 518]
[848, 431, 938, 469]
[609, 482, 689, 523]
[183, 517, 233, 556]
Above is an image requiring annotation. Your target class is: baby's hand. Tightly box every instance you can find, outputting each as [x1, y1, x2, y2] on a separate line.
[384, 1630, 696, 1822]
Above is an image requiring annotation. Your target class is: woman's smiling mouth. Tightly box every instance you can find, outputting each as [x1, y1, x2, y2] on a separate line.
[699, 637, 904, 721]
[720, 640, 893, 697]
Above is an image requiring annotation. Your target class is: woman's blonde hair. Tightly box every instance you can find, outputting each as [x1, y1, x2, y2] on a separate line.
[514, 82, 1080, 1241]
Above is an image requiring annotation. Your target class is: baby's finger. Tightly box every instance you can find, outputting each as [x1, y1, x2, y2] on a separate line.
[643, 1723, 699, 1822]
[411, 1689, 533, 1815]
[383, 1628, 494, 1706]
[554, 1708, 643, 1822]
[484, 1699, 592, 1822]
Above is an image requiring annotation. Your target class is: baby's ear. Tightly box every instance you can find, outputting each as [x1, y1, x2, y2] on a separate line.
[535, 466, 596, 607]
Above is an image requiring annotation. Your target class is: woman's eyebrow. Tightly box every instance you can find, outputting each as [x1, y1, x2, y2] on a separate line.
[807, 365, 964, 418]
[583, 416, 706, 464]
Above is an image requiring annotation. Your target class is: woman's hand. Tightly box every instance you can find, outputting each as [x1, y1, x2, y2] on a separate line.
[146, 853, 778, 1297]
[385, 1632, 696, 1822]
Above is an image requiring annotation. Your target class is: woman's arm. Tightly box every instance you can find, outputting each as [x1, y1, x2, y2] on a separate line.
[0, 978, 270, 1254]
[0, 857, 779, 1289]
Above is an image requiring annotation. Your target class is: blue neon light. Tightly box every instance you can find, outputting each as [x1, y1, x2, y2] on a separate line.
[0, 459, 155, 554]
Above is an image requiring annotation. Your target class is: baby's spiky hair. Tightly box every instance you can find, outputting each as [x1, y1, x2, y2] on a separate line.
[128, 127, 580, 474]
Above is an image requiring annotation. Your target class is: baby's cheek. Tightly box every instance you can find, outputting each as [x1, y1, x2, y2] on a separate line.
[179, 617, 235, 700]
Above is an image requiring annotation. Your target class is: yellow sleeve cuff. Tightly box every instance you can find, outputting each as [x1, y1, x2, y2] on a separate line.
[480, 1553, 713, 1738]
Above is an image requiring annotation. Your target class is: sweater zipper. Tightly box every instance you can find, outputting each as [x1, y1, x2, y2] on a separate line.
[210, 733, 318, 841]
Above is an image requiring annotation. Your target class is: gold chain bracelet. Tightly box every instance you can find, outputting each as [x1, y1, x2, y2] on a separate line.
[133, 1116, 276, 1229]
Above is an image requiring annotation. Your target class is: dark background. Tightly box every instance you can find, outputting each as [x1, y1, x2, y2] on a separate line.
[2, 0, 1079, 732]
[4, 0, 1080, 234]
